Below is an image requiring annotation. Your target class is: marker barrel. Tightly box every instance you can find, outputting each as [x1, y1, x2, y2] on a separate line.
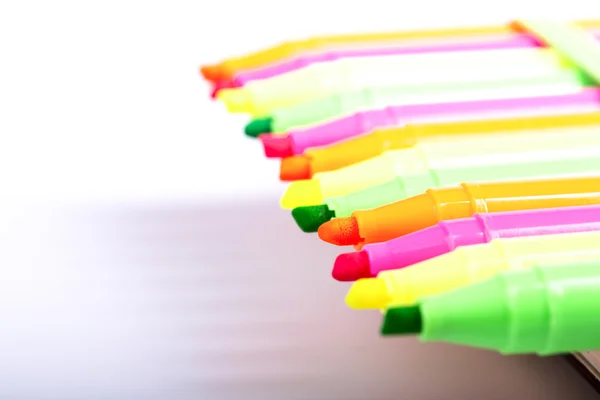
[232, 34, 551, 86]
[414, 260, 600, 354]
[354, 175, 600, 245]
[376, 230, 600, 307]
[366, 205, 600, 274]
[288, 89, 600, 171]
[296, 125, 600, 208]
[202, 20, 600, 82]
[267, 69, 594, 132]
[225, 48, 582, 115]
[325, 154, 600, 218]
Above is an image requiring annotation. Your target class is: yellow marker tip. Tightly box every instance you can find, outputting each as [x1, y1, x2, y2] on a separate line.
[345, 278, 392, 309]
[280, 179, 323, 209]
[216, 88, 251, 113]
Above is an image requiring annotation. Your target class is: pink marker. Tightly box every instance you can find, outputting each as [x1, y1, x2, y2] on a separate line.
[231, 31, 600, 88]
[332, 205, 600, 282]
[260, 88, 600, 158]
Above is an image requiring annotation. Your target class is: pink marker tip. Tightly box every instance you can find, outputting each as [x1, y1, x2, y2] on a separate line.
[332, 251, 372, 282]
[259, 134, 294, 158]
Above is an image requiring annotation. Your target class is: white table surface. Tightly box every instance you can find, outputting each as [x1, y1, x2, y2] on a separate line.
[1, 1, 600, 399]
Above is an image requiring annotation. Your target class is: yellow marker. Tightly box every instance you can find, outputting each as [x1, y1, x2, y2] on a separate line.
[345, 230, 600, 309]
[279, 112, 600, 209]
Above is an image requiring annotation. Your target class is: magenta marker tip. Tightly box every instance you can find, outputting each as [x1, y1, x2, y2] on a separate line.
[332, 251, 372, 281]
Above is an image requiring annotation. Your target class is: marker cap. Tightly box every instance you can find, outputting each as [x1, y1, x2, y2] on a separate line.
[380, 241, 505, 308]
[248, 65, 340, 116]
[324, 171, 438, 218]
[306, 126, 415, 176]
[419, 260, 600, 354]
[270, 95, 343, 133]
[365, 224, 456, 274]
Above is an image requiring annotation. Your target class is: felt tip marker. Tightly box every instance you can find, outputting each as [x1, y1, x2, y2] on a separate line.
[344, 229, 600, 310]
[318, 175, 600, 247]
[265, 89, 600, 179]
[218, 48, 583, 115]
[265, 88, 600, 162]
[381, 259, 600, 355]
[332, 205, 600, 281]
[227, 22, 600, 90]
[291, 155, 600, 233]
[244, 70, 595, 136]
[279, 112, 600, 209]
[232, 33, 555, 87]
[200, 20, 600, 83]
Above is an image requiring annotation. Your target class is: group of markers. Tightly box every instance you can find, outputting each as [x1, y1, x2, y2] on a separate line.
[201, 20, 600, 356]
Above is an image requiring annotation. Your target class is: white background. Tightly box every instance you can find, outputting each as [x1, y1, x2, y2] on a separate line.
[1, 1, 600, 399]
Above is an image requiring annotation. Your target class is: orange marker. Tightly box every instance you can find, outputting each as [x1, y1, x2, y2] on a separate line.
[199, 20, 600, 83]
[279, 93, 600, 181]
[318, 175, 600, 247]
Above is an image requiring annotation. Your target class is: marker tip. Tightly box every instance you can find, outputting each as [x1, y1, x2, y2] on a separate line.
[260, 134, 293, 158]
[318, 216, 361, 246]
[332, 251, 372, 281]
[280, 156, 311, 181]
[280, 180, 323, 209]
[245, 117, 273, 137]
[345, 278, 392, 309]
[216, 88, 250, 113]
[291, 204, 335, 232]
[200, 65, 221, 81]
[381, 305, 423, 335]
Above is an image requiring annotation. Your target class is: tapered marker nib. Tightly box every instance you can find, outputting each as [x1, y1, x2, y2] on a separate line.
[291, 205, 335, 232]
[216, 88, 251, 113]
[200, 65, 222, 81]
[245, 117, 273, 137]
[260, 134, 294, 158]
[332, 251, 372, 281]
[381, 305, 423, 335]
[345, 278, 392, 309]
[280, 180, 323, 209]
[280, 156, 311, 181]
[318, 216, 362, 246]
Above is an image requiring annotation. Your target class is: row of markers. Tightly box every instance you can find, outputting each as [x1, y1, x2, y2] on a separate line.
[200, 20, 600, 355]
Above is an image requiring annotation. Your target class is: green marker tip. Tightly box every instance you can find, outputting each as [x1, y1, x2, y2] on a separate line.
[291, 205, 336, 233]
[245, 117, 273, 137]
[381, 305, 423, 336]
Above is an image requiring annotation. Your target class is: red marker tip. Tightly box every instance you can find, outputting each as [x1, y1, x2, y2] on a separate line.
[318, 216, 362, 246]
[332, 251, 372, 281]
[260, 134, 294, 158]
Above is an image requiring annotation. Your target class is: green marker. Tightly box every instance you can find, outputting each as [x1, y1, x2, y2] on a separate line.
[246, 69, 595, 135]
[291, 153, 600, 232]
[245, 117, 274, 138]
[381, 259, 600, 355]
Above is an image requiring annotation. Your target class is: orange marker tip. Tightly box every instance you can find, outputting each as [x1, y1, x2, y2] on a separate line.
[318, 216, 361, 246]
[280, 156, 311, 181]
[200, 65, 222, 81]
